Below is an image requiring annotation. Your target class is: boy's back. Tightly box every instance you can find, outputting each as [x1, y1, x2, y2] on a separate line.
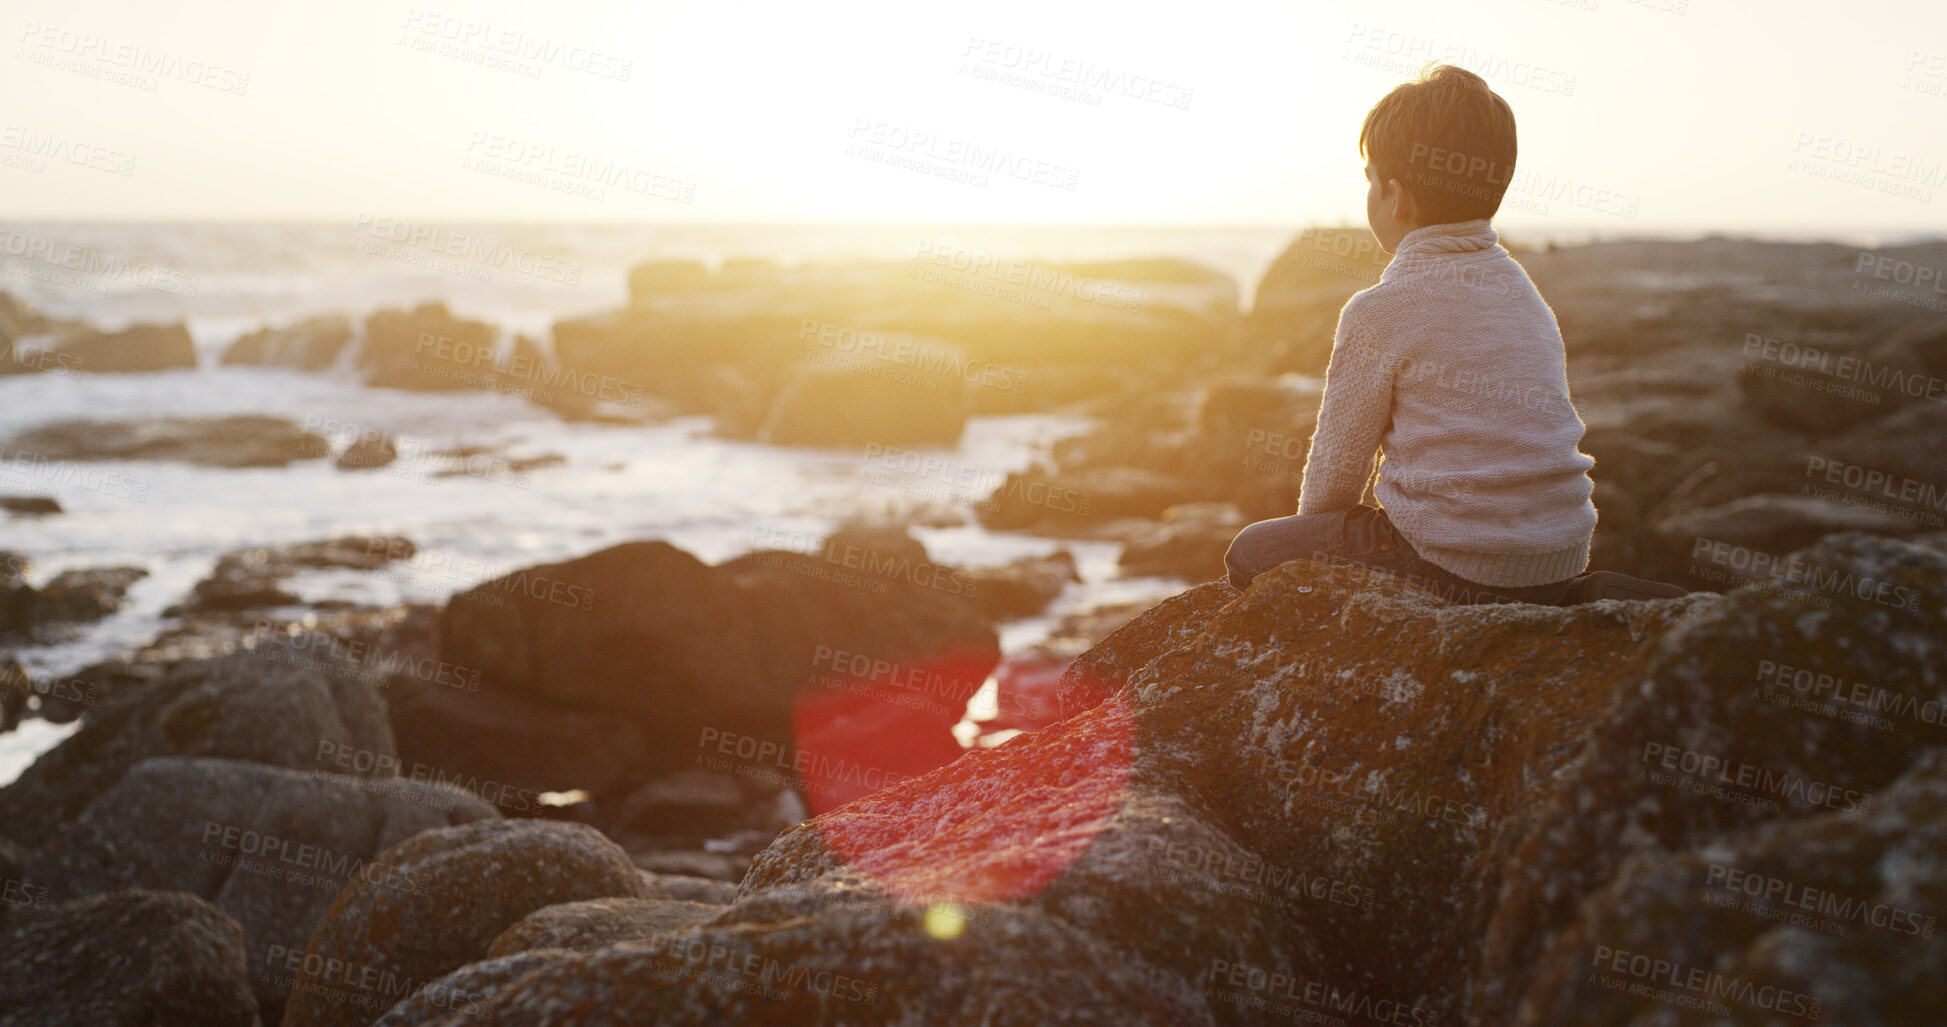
[1299, 218, 1597, 589]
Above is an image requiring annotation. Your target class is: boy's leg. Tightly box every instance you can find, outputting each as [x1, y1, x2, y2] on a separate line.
[1223, 508, 1357, 590]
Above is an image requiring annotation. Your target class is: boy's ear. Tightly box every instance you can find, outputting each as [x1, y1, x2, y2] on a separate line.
[1387, 178, 1418, 224]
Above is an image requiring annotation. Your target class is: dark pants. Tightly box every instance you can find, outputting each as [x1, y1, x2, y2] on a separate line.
[1223, 504, 1575, 606]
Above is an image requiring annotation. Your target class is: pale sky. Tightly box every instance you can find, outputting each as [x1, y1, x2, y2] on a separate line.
[3, 0, 1944, 235]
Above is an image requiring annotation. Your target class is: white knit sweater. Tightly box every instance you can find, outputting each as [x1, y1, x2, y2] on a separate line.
[1296, 219, 1597, 587]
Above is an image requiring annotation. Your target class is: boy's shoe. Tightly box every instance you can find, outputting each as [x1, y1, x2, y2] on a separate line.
[1563, 570, 1690, 604]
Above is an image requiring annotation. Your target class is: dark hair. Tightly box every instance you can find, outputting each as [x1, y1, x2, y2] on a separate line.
[1359, 64, 1517, 224]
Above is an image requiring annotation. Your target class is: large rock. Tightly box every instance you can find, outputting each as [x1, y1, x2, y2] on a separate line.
[1243, 227, 1391, 376]
[44, 320, 198, 373]
[0, 889, 260, 1027]
[436, 540, 998, 786]
[755, 361, 970, 448]
[1, 415, 331, 468]
[357, 303, 501, 393]
[0, 561, 146, 643]
[27, 756, 497, 1019]
[0, 634, 397, 848]
[485, 897, 721, 957]
[224, 316, 357, 371]
[171, 536, 415, 614]
[281, 819, 649, 1027]
[380, 533, 1945, 1025]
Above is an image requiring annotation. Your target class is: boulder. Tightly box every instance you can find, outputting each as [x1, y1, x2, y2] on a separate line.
[368, 950, 576, 1027]
[223, 316, 357, 371]
[1, 415, 331, 468]
[27, 756, 497, 1019]
[387, 677, 652, 808]
[45, 320, 198, 373]
[436, 539, 997, 786]
[356, 303, 501, 393]
[485, 897, 722, 957]
[0, 889, 260, 1027]
[392, 533, 1946, 1025]
[967, 550, 1078, 620]
[336, 433, 399, 471]
[0, 634, 397, 848]
[281, 819, 649, 1027]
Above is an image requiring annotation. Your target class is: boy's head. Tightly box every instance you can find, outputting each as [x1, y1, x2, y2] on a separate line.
[1359, 64, 1517, 252]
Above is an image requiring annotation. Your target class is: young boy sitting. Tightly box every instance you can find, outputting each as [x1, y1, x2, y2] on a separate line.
[1225, 64, 1679, 605]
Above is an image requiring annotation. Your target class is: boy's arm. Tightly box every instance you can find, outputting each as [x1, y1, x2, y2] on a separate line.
[1297, 314, 1395, 515]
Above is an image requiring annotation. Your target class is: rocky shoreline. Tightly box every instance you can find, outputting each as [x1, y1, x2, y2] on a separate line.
[3, 231, 1946, 1024]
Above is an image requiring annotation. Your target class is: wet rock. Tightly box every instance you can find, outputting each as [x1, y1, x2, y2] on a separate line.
[336, 433, 399, 471]
[0, 560, 146, 643]
[45, 320, 198, 373]
[0, 889, 260, 1027]
[485, 897, 722, 957]
[1117, 502, 1246, 581]
[1, 414, 331, 468]
[223, 316, 357, 371]
[171, 536, 414, 614]
[967, 549, 1078, 620]
[0, 494, 60, 515]
[281, 819, 648, 1027]
[28, 756, 496, 1019]
[0, 634, 397, 848]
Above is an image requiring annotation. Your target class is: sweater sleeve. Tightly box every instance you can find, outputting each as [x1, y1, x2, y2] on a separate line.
[1297, 307, 1396, 515]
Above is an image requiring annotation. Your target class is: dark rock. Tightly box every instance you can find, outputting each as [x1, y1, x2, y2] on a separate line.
[485, 897, 721, 957]
[1117, 502, 1246, 581]
[629, 850, 751, 884]
[281, 819, 648, 1027]
[1736, 332, 1931, 432]
[0, 562, 146, 643]
[968, 549, 1078, 620]
[0, 635, 397, 848]
[45, 320, 198, 373]
[0, 495, 60, 515]
[637, 872, 738, 906]
[1655, 494, 1921, 590]
[2, 414, 331, 468]
[979, 464, 1192, 532]
[336, 433, 399, 471]
[223, 316, 357, 371]
[388, 678, 650, 808]
[28, 756, 496, 1018]
[0, 657, 27, 732]
[0, 889, 260, 1027]
[368, 950, 575, 1027]
[357, 303, 501, 393]
[1245, 227, 1390, 376]
[438, 540, 996, 787]
[172, 536, 414, 614]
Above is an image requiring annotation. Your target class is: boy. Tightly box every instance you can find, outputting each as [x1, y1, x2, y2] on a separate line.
[1225, 64, 1679, 605]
